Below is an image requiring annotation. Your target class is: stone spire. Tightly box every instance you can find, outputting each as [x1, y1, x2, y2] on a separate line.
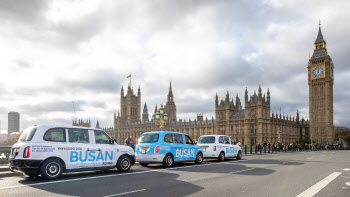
[315, 20, 325, 44]
[95, 120, 100, 129]
[167, 81, 174, 103]
[142, 103, 149, 122]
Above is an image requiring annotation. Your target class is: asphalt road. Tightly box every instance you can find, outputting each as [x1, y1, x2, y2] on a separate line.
[0, 151, 349, 197]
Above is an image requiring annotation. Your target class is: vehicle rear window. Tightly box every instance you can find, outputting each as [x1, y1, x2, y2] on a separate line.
[19, 127, 37, 142]
[198, 136, 215, 144]
[174, 134, 183, 144]
[68, 129, 90, 143]
[139, 133, 159, 143]
[164, 133, 173, 143]
[44, 128, 66, 142]
[219, 136, 224, 144]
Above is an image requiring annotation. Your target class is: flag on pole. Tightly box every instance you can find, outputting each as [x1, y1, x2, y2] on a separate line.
[127, 74, 131, 78]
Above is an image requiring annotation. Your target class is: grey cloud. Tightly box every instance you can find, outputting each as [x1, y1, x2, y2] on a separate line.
[20, 100, 86, 116]
[56, 68, 123, 94]
[0, 0, 49, 23]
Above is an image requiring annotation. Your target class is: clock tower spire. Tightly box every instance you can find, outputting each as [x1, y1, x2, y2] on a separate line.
[308, 22, 334, 144]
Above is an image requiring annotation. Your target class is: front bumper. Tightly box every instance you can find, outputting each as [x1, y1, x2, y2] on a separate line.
[135, 153, 165, 163]
[8, 159, 42, 173]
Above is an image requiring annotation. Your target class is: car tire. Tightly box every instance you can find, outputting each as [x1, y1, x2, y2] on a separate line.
[236, 151, 242, 160]
[25, 172, 39, 178]
[40, 158, 64, 180]
[218, 152, 225, 162]
[139, 162, 149, 167]
[163, 154, 174, 168]
[117, 155, 132, 172]
[195, 152, 203, 164]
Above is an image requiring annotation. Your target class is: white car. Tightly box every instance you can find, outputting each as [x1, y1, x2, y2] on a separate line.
[197, 135, 242, 161]
[9, 125, 135, 179]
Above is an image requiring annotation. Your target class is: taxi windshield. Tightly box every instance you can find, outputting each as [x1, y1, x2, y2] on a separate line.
[19, 126, 37, 142]
[139, 133, 159, 143]
[198, 136, 215, 144]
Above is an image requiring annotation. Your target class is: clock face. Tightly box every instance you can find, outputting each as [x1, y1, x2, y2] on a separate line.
[312, 67, 324, 77]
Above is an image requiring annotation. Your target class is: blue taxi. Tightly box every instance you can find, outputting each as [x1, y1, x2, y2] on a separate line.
[135, 131, 203, 167]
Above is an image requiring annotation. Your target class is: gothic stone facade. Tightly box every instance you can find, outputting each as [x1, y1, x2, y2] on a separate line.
[108, 25, 339, 145]
[110, 82, 309, 145]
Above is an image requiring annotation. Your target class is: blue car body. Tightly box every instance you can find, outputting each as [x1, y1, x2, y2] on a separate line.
[135, 131, 203, 165]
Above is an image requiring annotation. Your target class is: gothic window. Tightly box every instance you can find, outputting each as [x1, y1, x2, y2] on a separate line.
[241, 126, 244, 134]
[231, 126, 233, 134]
[251, 110, 256, 117]
[236, 126, 239, 134]
[221, 113, 225, 120]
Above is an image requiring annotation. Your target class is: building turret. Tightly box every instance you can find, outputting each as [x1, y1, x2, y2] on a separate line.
[165, 81, 177, 122]
[225, 91, 230, 104]
[142, 103, 149, 122]
[96, 120, 100, 129]
[215, 93, 218, 106]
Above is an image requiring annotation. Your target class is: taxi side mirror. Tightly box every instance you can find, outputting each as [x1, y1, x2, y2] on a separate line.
[109, 139, 114, 144]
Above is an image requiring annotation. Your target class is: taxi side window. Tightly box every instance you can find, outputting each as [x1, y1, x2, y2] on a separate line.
[174, 134, 183, 144]
[43, 128, 66, 142]
[224, 136, 230, 144]
[94, 130, 111, 144]
[68, 129, 89, 143]
[219, 136, 224, 144]
[164, 133, 174, 143]
[185, 135, 194, 145]
[230, 137, 235, 145]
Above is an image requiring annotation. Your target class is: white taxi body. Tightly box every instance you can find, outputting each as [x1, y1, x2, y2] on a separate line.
[9, 125, 135, 179]
[197, 135, 242, 161]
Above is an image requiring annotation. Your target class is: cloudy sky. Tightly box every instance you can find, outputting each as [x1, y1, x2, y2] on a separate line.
[0, 0, 350, 133]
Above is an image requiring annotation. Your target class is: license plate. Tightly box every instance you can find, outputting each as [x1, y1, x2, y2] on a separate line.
[141, 150, 146, 154]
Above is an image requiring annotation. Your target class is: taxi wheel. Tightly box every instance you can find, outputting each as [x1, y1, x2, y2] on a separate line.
[139, 162, 149, 167]
[163, 154, 174, 168]
[236, 151, 242, 160]
[218, 152, 225, 162]
[117, 155, 132, 172]
[40, 159, 63, 180]
[195, 153, 203, 164]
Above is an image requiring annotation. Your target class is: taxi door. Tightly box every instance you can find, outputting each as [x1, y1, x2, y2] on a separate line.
[92, 130, 118, 168]
[66, 128, 94, 169]
[173, 133, 186, 161]
[223, 136, 232, 157]
[184, 135, 197, 161]
[229, 137, 238, 157]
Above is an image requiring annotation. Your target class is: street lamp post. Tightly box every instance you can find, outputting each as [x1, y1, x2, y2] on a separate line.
[155, 106, 168, 131]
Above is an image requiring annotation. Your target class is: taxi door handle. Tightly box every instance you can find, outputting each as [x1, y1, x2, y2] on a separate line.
[87, 148, 101, 151]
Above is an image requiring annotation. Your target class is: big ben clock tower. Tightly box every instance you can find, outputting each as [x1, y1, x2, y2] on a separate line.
[308, 22, 334, 144]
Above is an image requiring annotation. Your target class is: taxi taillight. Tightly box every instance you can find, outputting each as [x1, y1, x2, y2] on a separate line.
[155, 146, 159, 153]
[24, 147, 30, 158]
[213, 146, 216, 151]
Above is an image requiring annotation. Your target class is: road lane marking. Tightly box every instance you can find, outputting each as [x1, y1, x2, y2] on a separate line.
[307, 157, 314, 159]
[231, 168, 255, 174]
[0, 159, 248, 190]
[103, 189, 146, 197]
[346, 182, 350, 186]
[342, 168, 350, 171]
[296, 172, 342, 197]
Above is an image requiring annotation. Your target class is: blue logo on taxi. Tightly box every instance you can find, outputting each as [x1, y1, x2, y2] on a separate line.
[70, 151, 113, 162]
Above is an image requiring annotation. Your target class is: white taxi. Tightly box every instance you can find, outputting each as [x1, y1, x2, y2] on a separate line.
[9, 125, 135, 179]
[197, 135, 242, 161]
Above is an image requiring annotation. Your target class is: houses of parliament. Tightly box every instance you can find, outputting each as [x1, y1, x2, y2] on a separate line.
[105, 25, 334, 146]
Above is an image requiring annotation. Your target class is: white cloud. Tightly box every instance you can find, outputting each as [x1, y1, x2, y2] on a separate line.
[0, 0, 349, 131]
